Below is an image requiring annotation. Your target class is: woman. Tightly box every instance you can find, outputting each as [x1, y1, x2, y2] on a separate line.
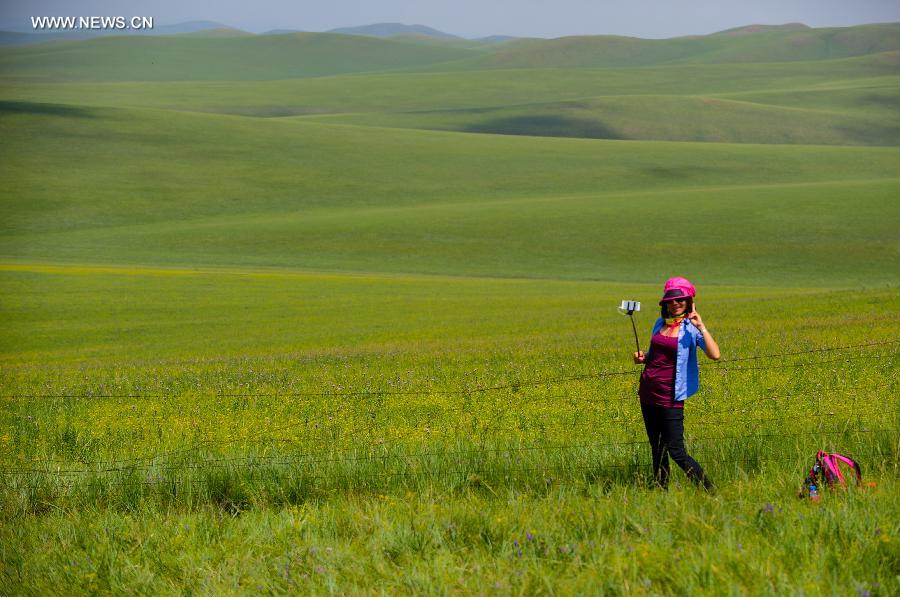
[633, 277, 720, 491]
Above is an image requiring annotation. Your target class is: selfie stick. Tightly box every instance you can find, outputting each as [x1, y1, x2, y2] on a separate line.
[618, 300, 642, 353]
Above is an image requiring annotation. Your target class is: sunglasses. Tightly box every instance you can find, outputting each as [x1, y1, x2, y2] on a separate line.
[666, 297, 688, 303]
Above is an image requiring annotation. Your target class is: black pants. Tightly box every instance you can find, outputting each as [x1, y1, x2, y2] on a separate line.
[640, 402, 713, 490]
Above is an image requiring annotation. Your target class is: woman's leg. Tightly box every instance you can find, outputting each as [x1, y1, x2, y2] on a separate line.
[660, 407, 714, 491]
[641, 403, 670, 488]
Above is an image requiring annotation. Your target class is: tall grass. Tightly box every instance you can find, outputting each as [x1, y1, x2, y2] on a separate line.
[1, 323, 897, 593]
[2, 273, 896, 516]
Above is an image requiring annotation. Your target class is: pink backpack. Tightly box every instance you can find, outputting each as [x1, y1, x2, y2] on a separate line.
[800, 450, 862, 498]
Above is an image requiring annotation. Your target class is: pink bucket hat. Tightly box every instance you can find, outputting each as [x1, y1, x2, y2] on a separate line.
[658, 277, 696, 305]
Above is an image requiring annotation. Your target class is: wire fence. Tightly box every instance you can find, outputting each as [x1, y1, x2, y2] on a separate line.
[1, 339, 895, 400]
[6, 442, 896, 494]
[1, 340, 897, 489]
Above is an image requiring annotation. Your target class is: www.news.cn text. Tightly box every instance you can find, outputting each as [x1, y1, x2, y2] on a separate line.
[31, 16, 154, 31]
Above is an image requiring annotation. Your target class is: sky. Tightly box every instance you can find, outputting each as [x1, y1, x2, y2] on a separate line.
[2, 0, 899, 39]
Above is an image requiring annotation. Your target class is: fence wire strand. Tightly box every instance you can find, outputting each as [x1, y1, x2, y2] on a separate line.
[1, 340, 897, 488]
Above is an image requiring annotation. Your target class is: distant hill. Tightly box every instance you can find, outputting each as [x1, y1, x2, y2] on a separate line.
[2, 22, 898, 80]
[0, 29, 113, 47]
[173, 27, 250, 38]
[152, 21, 237, 35]
[0, 32, 480, 81]
[473, 35, 520, 45]
[711, 23, 811, 36]
[261, 29, 306, 35]
[328, 22, 460, 39]
[441, 22, 900, 69]
[0, 31, 47, 48]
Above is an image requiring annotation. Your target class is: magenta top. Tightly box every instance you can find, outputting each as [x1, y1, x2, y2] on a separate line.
[638, 333, 683, 408]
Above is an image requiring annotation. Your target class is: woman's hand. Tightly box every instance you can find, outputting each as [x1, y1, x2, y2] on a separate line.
[687, 303, 704, 329]
[690, 303, 721, 360]
[633, 351, 645, 364]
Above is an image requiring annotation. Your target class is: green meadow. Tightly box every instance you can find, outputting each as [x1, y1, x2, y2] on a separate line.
[1, 24, 898, 593]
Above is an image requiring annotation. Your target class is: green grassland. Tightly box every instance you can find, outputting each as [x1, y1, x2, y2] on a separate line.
[1, 24, 899, 593]
[1, 104, 898, 285]
[1, 266, 898, 593]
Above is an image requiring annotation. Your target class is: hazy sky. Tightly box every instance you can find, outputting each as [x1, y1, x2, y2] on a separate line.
[3, 0, 899, 38]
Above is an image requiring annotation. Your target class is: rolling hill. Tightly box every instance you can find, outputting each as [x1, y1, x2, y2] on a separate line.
[1, 103, 897, 286]
[328, 23, 460, 39]
[2, 50, 895, 145]
[1, 23, 898, 83]
[0, 21, 897, 286]
[0, 32, 481, 81]
[305, 90, 900, 146]
[435, 22, 900, 69]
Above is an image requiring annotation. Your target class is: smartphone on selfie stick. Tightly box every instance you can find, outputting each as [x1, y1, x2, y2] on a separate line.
[618, 300, 642, 354]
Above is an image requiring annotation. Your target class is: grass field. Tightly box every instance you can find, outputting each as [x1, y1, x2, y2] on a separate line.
[1, 266, 897, 592]
[2, 105, 898, 285]
[1, 24, 899, 594]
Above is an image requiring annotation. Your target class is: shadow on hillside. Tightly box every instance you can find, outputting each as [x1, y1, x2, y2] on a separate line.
[463, 115, 626, 140]
[0, 100, 96, 118]
[855, 92, 900, 110]
[835, 123, 900, 146]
